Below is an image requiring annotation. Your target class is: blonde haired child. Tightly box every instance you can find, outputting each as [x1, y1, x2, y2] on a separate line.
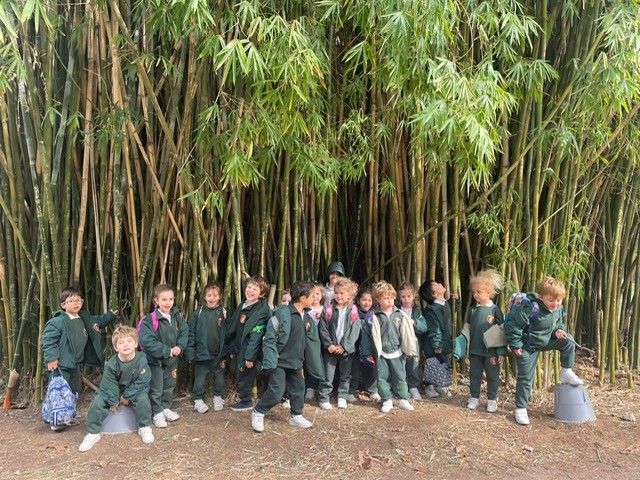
[467, 270, 505, 412]
[318, 277, 361, 410]
[505, 276, 583, 425]
[397, 282, 428, 400]
[139, 283, 189, 428]
[80, 325, 153, 451]
[360, 281, 417, 413]
[305, 283, 326, 401]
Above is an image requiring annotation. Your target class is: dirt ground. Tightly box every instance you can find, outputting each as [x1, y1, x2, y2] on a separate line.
[1, 362, 639, 480]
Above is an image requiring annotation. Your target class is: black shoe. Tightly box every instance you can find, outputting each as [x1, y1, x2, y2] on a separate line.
[229, 400, 254, 411]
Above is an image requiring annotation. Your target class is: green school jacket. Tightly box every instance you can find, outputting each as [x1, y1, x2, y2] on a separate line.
[505, 293, 566, 351]
[262, 305, 324, 380]
[98, 351, 151, 406]
[423, 301, 454, 357]
[186, 305, 227, 362]
[139, 306, 189, 366]
[223, 299, 271, 365]
[41, 310, 116, 369]
[468, 303, 507, 357]
[318, 303, 362, 355]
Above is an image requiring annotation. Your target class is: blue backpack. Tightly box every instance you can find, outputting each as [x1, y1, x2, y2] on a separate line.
[504, 293, 540, 349]
[41, 369, 78, 427]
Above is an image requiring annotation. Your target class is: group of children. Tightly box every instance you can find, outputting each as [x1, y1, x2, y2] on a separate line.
[40, 264, 585, 451]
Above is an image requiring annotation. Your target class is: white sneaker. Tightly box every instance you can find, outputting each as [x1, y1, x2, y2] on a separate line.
[79, 433, 101, 452]
[319, 402, 332, 411]
[138, 426, 154, 444]
[162, 408, 180, 422]
[281, 398, 291, 409]
[337, 398, 347, 409]
[435, 386, 452, 398]
[346, 394, 357, 402]
[515, 408, 530, 425]
[251, 410, 264, 432]
[467, 397, 479, 410]
[559, 368, 584, 386]
[305, 388, 316, 401]
[424, 385, 439, 398]
[487, 400, 498, 413]
[213, 396, 224, 411]
[370, 392, 381, 402]
[398, 399, 414, 411]
[289, 415, 313, 428]
[409, 388, 423, 400]
[194, 399, 209, 414]
[381, 400, 393, 413]
[153, 412, 168, 428]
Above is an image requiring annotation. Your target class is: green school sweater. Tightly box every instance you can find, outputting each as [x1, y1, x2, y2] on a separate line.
[98, 351, 151, 406]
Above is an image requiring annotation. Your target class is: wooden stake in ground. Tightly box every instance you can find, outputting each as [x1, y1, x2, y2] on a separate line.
[3, 369, 20, 409]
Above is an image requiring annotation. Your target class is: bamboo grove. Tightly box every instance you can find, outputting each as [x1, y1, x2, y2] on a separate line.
[0, 0, 639, 401]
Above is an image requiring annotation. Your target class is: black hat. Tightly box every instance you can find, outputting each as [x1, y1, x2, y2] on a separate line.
[326, 261, 346, 280]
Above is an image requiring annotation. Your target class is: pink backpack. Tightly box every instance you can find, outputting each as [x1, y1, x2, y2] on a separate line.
[136, 310, 158, 351]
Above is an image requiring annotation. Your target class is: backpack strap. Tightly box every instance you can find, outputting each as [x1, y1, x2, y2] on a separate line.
[349, 305, 359, 325]
[324, 305, 333, 322]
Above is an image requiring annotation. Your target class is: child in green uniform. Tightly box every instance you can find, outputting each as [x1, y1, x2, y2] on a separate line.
[467, 270, 506, 413]
[187, 282, 227, 414]
[318, 277, 361, 410]
[304, 283, 326, 401]
[505, 276, 584, 425]
[224, 276, 272, 411]
[397, 282, 428, 401]
[419, 280, 459, 398]
[361, 281, 417, 413]
[79, 325, 153, 451]
[41, 286, 117, 401]
[349, 287, 380, 402]
[252, 281, 320, 432]
[139, 283, 189, 428]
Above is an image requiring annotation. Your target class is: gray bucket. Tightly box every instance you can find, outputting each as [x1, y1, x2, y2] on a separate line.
[554, 384, 596, 423]
[101, 405, 138, 434]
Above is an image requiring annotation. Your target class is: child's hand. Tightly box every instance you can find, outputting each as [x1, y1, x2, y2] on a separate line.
[110, 404, 119, 412]
[335, 346, 345, 355]
[47, 360, 59, 371]
[451, 292, 459, 300]
[119, 396, 130, 405]
[170, 346, 182, 356]
[245, 360, 254, 369]
[555, 329, 567, 339]
[111, 309, 119, 315]
[512, 348, 522, 357]
[434, 348, 442, 354]
[365, 356, 374, 364]
[490, 356, 504, 365]
[328, 345, 337, 354]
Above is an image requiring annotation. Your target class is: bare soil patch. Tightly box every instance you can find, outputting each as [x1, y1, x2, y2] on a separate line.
[1, 364, 639, 480]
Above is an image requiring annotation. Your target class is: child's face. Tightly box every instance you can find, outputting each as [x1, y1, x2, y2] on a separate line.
[312, 287, 323, 307]
[281, 292, 291, 306]
[398, 289, 415, 309]
[540, 294, 563, 312]
[61, 295, 84, 315]
[115, 336, 138, 359]
[334, 288, 351, 308]
[432, 282, 447, 299]
[298, 293, 315, 309]
[378, 294, 395, 311]
[245, 282, 262, 303]
[328, 272, 342, 288]
[358, 293, 373, 312]
[205, 288, 221, 308]
[155, 290, 175, 314]
[471, 284, 492, 305]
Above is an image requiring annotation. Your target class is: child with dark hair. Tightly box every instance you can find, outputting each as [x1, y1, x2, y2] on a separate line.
[348, 286, 380, 402]
[187, 282, 227, 414]
[419, 279, 459, 398]
[223, 276, 272, 411]
[139, 283, 189, 428]
[304, 283, 326, 401]
[252, 281, 322, 432]
[41, 287, 117, 402]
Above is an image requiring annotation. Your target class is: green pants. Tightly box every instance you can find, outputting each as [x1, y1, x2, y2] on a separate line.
[255, 367, 305, 416]
[405, 355, 421, 389]
[149, 357, 179, 415]
[469, 354, 500, 400]
[232, 357, 262, 403]
[515, 334, 576, 408]
[377, 356, 409, 401]
[86, 392, 151, 434]
[192, 358, 226, 400]
[349, 358, 378, 394]
[318, 353, 353, 402]
[59, 366, 81, 395]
